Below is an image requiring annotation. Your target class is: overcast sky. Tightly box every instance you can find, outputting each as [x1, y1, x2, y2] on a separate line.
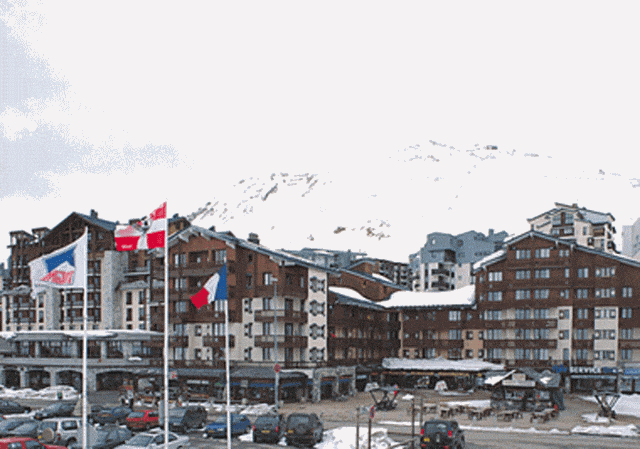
[1, 1, 640, 265]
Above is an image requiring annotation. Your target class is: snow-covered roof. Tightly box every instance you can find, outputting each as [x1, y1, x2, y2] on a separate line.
[382, 357, 503, 372]
[378, 285, 475, 309]
[472, 249, 506, 271]
[329, 286, 387, 311]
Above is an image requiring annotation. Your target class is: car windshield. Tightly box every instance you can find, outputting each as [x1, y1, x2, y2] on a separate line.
[125, 435, 153, 447]
[211, 416, 228, 424]
[255, 416, 278, 425]
[424, 422, 449, 434]
[128, 412, 145, 418]
[38, 422, 57, 431]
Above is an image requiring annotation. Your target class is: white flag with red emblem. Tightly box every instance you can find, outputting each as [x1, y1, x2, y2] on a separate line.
[115, 202, 167, 251]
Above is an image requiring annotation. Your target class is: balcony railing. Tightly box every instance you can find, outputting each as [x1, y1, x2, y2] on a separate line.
[254, 335, 308, 348]
[483, 339, 557, 349]
[169, 336, 188, 347]
[202, 335, 235, 348]
[254, 310, 308, 323]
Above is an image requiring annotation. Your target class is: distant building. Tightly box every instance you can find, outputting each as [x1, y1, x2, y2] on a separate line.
[622, 217, 640, 260]
[0, 263, 9, 291]
[410, 229, 508, 292]
[527, 202, 617, 253]
[283, 248, 367, 269]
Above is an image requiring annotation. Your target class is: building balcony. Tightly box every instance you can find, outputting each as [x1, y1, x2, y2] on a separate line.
[124, 267, 150, 277]
[254, 309, 308, 323]
[202, 335, 235, 348]
[254, 335, 308, 348]
[483, 339, 557, 349]
[422, 339, 464, 350]
[484, 319, 557, 329]
[619, 340, 640, 350]
[572, 340, 594, 350]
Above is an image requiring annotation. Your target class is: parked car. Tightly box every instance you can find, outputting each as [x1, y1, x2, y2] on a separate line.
[204, 414, 251, 438]
[284, 413, 324, 447]
[113, 429, 188, 449]
[34, 403, 76, 421]
[252, 414, 285, 444]
[125, 411, 159, 432]
[419, 420, 465, 449]
[90, 407, 133, 426]
[69, 425, 133, 449]
[0, 401, 31, 416]
[7, 422, 41, 440]
[0, 437, 66, 449]
[0, 419, 35, 438]
[167, 406, 206, 434]
[38, 417, 83, 447]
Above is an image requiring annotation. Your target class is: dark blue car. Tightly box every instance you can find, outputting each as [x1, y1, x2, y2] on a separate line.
[204, 414, 251, 438]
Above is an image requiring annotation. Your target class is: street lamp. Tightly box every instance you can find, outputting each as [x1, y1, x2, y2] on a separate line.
[273, 277, 279, 412]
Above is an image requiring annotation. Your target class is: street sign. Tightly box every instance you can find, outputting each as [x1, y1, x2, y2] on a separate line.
[274, 363, 281, 373]
[369, 405, 375, 419]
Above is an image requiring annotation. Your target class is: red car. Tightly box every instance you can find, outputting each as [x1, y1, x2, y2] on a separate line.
[0, 437, 67, 449]
[126, 410, 159, 431]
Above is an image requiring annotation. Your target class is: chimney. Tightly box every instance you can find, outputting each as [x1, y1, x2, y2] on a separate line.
[90, 209, 98, 218]
[248, 233, 260, 244]
[489, 229, 494, 236]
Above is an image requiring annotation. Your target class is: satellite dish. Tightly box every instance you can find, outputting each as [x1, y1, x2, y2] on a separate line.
[40, 427, 55, 443]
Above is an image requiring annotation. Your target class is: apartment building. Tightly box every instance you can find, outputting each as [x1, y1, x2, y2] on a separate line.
[527, 202, 617, 253]
[410, 229, 508, 292]
[473, 230, 640, 391]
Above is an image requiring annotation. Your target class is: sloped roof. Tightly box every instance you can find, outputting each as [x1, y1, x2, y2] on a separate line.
[382, 357, 503, 372]
[473, 230, 640, 273]
[169, 225, 340, 274]
[329, 286, 388, 311]
[527, 202, 614, 224]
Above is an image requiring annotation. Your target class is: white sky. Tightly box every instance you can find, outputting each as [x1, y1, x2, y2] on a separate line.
[2, 1, 640, 265]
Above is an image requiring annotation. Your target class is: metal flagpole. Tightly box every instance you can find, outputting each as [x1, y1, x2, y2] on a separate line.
[163, 204, 169, 449]
[224, 297, 231, 449]
[82, 227, 88, 449]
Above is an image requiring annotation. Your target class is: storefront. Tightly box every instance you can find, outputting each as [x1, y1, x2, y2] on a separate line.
[569, 366, 618, 393]
[620, 368, 640, 394]
[486, 368, 563, 411]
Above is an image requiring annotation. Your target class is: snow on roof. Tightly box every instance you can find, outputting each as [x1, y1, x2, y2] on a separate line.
[472, 249, 506, 271]
[371, 273, 392, 282]
[378, 285, 476, 309]
[484, 370, 517, 386]
[329, 286, 375, 303]
[382, 357, 503, 372]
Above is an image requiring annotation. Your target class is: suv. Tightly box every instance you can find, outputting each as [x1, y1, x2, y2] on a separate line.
[38, 418, 82, 447]
[419, 420, 465, 449]
[167, 406, 207, 434]
[284, 413, 323, 447]
[252, 414, 285, 444]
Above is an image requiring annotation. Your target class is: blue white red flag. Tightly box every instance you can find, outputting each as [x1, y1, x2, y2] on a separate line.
[29, 231, 88, 294]
[115, 202, 167, 251]
[190, 264, 228, 309]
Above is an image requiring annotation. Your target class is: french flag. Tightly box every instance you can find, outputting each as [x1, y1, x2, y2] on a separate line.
[191, 265, 228, 309]
[115, 203, 167, 251]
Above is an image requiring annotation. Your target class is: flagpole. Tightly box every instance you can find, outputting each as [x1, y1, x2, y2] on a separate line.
[163, 203, 169, 449]
[82, 227, 88, 449]
[224, 296, 231, 449]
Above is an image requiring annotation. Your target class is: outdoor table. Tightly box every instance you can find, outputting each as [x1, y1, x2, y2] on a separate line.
[496, 409, 522, 421]
[423, 403, 437, 413]
[468, 406, 492, 420]
[438, 406, 454, 418]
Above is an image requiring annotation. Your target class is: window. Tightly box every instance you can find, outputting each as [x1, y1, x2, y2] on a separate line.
[534, 269, 550, 279]
[449, 310, 461, 321]
[558, 330, 569, 340]
[515, 328, 531, 339]
[576, 289, 589, 299]
[262, 347, 273, 361]
[535, 248, 550, 258]
[515, 289, 531, 300]
[126, 292, 132, 305]
[262, 297, 273, 310]
[595, 267, 616, 277]
[487, 291, 502, 301]
[534, 289, 550, 299]
[246, 274, 253, 289]
[558, 249, 570, 257]
[564, 268, 570, 278]
[126, 309, 132, 321]
[560, 289, 570, 299]
[622, 287, 633, 298]
[175, 301, 188, 313]
[609, 308, 616, 319]
[488, 271, 503, 282]
[486, 348, 502, 359]
[515, 348, 531, 360]
[576, 308, 589, 319]
[465, 350, 474, 358]
[515, 270, 531, 280]
[215, 250, 227, 264]
[515, 308, 531, 320]
[448, 329, 462, 340]
[595, 288, 615, 298]
[485, 329, 503, 340]
[484, 310, 502, 320]
[263, 272, 275, 285]
[195, 325, 202, 336]
[574, 328, 589, 340]
[559, 309, 570, 319]
[515, 249, 531, 260]
[533, 328, 549, 340]
[621, 307, 633, 319]
[621, 349, 632, 360]
[575, 348, 588, 360]
[534, 308, 549, 319]
[466, 331, 474, 340]
[621, 328, 633, 340]
[577, 268, 589, 278]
